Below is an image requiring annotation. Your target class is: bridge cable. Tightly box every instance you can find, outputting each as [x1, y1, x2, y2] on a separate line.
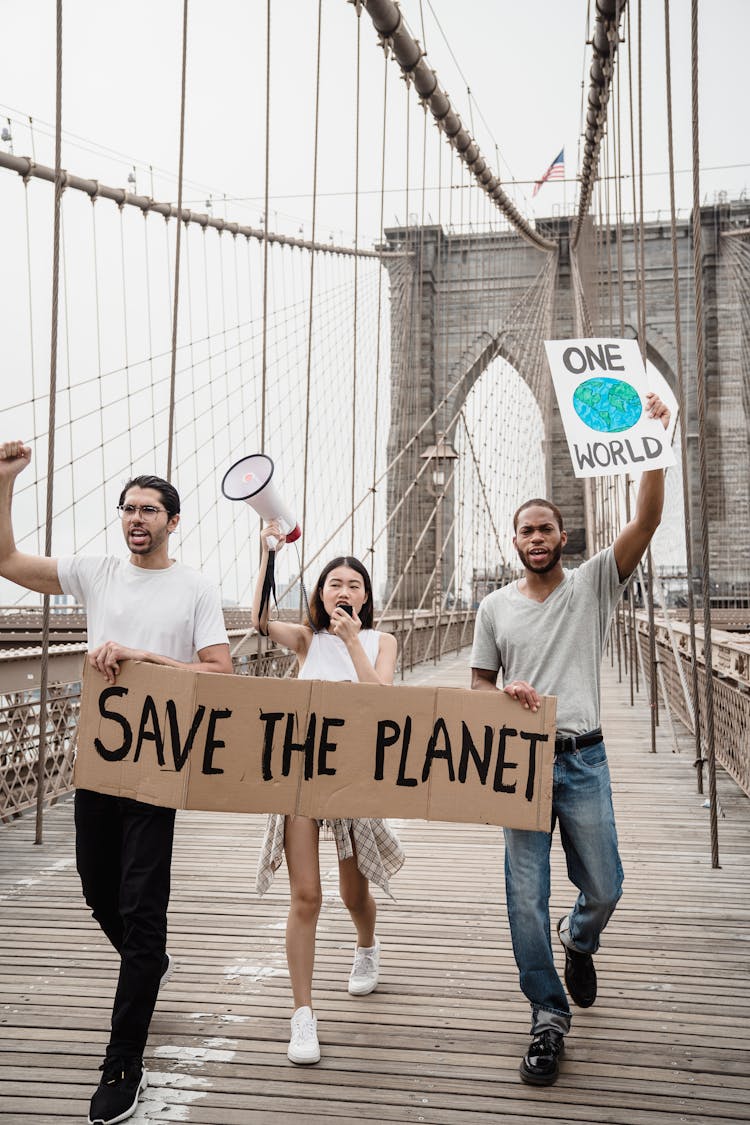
[182, 231, 205, 575]
[367, 52, 390, 585]
[612, 60, 632, 699]
[219, 219, 243, 604]
[636, 0, 661, 755]
[690, 0, 720, 867]
[624, 1, 658, 737]
[89, 201, 108, 559]
[166, 0, 189, 481]
[142, 214, 157, 461]
[0, 148, 386, 259]
[572, 0, 628, 251]
[621, 15, 639, 699]
[118, 208, 134, 475]
[35, 0, 63, 845]
[361, 0, 554, 253]
[299, 0, 323, 604]
[458, 412, 505, 567]
[663, 0, 704, 787]
[58, 212, 75, 557]
[22, 169, 43, 557]
[260, 0, 272, 459]
[350, 5, 362, 554]
[418, 100, 438, 649]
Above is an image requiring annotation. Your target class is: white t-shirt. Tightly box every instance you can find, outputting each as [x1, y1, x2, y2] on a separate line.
[470, 547, 627, 736]
[57, 555, 228, 662]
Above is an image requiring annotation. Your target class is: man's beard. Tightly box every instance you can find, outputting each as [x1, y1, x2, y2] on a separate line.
[127, 527, 167, 556]
[517, 542, 563, 574]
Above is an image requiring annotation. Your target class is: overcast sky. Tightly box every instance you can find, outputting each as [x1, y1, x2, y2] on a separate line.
[0, 1, 743, 601]
[1, 1, 746, 243]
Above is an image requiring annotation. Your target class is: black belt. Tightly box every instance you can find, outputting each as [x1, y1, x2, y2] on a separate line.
[554, 727, 603, 754]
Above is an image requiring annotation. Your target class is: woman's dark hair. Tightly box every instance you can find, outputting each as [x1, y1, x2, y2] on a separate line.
[119, 475, 181, 519]
[308, 556, 374, 631]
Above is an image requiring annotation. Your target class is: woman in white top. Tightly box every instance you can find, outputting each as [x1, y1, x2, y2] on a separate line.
[251, 520, 404, 1066]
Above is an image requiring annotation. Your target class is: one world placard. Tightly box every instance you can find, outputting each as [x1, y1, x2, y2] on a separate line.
[544, 337, 676, 478]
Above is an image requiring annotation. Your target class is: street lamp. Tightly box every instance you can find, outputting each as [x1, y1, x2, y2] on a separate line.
[421, 432, 458, 657]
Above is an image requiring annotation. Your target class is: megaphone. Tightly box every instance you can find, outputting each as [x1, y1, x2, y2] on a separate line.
[221, 454, 301, 548]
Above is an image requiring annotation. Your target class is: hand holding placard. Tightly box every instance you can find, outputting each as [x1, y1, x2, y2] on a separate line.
[544, 338, 676, 478]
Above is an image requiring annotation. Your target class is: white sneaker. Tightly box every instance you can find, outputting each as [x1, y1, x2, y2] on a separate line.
[287, 1006, 320, 1065]
[348, 938, 380, 996]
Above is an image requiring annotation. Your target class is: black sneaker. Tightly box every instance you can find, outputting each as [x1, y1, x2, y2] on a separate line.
[159, 951, 175, 991]
[87, 1056, 147, 1124]
[519, 1029, 564, 1086]
[557, 915, 597, 1007]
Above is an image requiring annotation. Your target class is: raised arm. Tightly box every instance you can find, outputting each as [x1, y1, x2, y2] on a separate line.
[613, 393, 670, 581]
[0, 441, 63, 595]
[250, 519, 310, 656]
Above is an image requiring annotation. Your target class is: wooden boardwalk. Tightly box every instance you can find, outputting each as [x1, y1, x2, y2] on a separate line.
[1, 654, 749, 1123]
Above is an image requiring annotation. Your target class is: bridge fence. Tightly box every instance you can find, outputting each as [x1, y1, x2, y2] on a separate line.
[633, 614, 750, 799]
[0, 681, 80, 822]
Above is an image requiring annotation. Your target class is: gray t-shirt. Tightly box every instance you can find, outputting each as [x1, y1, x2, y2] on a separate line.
[470, 546, 627, 735]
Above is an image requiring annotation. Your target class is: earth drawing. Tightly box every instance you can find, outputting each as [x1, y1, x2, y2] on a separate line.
[572, 377, 642, 433]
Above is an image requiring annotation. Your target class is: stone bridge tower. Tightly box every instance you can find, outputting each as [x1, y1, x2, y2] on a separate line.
[382, 202, 750, 608]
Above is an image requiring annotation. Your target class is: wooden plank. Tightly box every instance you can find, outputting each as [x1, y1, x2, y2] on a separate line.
[1, 653, 749, 1123]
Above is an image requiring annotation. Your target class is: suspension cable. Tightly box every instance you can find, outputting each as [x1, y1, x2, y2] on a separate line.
[0, 151, 383, 259]
[368, 51, 389, 581]
[300, 0, 324, 596]
[572, 0, 629, 250]
[35, 0, 63, 846]
[166, 0, 189, 480]
[350, 5, 362, 553]
[664, 0, 703, 787]
[635, 0, 659, 755]
[360, 0, 555, 252]
[690, 0, 720, 868]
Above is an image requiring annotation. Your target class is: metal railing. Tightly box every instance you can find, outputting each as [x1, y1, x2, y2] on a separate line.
[633, 612, 750, 798]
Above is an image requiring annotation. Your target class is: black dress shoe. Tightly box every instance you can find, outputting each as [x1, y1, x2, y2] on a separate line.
[557, 915, 597, 1007]
[519, 1029, 564, 1086]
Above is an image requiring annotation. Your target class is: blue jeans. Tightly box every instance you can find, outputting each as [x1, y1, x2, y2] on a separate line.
[503, 739, 623, 1036]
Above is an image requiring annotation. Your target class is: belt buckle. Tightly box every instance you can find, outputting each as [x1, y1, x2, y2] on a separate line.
[556, 733, 576, 754]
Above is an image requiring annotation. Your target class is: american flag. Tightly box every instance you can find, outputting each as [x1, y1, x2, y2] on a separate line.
[532, 148, 565, 197]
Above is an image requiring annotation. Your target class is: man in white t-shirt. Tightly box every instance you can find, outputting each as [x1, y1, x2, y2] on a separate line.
[471, 394, 670, 1088]
[0, 440, 232, 1125]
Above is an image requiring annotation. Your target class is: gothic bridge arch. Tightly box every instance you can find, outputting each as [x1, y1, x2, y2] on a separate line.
[382, 204, 750, 607]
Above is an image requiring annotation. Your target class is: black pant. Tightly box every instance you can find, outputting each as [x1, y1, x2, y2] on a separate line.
[74, 789, 176, 1059]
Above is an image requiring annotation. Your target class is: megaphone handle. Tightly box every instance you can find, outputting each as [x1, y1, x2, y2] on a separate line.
[257, 548, 276, 636]
[267, 534, 279, 550]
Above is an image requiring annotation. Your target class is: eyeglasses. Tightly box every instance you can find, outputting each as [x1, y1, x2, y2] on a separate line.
[117, 504, 168, 520]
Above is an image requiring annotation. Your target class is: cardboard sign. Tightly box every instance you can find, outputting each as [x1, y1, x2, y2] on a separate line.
[74, 661, 557, 831]
[544, 337, 676, 478]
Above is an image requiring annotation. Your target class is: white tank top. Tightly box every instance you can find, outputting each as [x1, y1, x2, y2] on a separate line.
[298, 629, 381, 683]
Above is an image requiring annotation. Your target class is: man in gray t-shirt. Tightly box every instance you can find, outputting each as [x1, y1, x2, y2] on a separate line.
[471, 393, 670, 1088]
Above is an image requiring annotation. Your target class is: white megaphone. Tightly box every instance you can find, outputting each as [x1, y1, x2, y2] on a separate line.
[221, 454, 301, 549]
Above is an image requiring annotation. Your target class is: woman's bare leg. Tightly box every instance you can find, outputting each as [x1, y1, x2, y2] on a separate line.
[284, 816, 322, 1010]
[338, 838, 376, 947]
